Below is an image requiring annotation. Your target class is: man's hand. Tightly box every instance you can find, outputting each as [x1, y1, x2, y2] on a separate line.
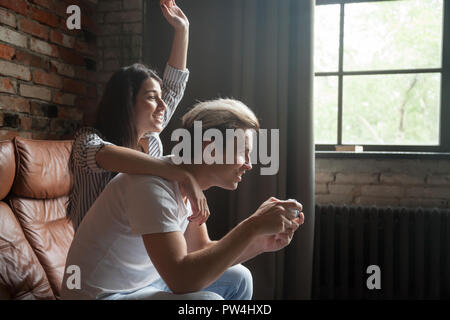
[160, 0, 189, 31]
[249, 197, 305, 253]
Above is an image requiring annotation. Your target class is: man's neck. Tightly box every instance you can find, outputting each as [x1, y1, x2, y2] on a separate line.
[179, 163, 212, 191]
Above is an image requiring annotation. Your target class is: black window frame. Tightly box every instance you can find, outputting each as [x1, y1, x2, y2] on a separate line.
[315, 0, 450, 153]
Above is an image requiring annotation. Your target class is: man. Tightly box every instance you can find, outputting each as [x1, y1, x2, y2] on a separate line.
[61, 98, 304, 300]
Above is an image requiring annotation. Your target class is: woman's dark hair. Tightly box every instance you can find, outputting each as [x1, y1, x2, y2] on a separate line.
[94, 63, 162, 149]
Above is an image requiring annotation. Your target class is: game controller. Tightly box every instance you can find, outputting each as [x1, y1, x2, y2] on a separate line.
[287, 199, 301, 219]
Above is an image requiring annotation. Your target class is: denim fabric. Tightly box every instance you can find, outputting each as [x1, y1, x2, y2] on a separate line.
[101, 264, 253, 300]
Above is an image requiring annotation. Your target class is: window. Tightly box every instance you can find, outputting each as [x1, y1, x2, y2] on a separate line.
[314, 0, 450, 153]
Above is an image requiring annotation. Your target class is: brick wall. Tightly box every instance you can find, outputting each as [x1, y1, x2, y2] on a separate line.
[316, 158, 450, 209]
[95, 0, 143, 111]
[0, 0, 98, 140]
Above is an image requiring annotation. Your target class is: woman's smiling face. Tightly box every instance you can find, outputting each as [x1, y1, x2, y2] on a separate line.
[134, 77, 167, 137]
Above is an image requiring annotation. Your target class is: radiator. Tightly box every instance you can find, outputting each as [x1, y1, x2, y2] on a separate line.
[312, 204, 450, 299]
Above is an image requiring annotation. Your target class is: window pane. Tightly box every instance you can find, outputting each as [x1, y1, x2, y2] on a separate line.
[344, 0, 443, 71]
[314, 76, 338, 144]
[342, 73, 440, 145]
[314, 4, 340, 72]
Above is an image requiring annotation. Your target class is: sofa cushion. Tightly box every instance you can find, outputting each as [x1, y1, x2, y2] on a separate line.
[0, 201, 54, 300]
[8, 197, 74, 298]
[9, 137, 75, 299]
[0, 140, 15, 200]
[12, 137, 72, 199]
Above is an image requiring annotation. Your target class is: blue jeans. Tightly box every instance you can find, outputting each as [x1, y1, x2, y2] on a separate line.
[102, 264, 253, 300]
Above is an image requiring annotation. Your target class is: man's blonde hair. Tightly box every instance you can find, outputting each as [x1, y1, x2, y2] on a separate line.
[181, 98, 260, 133]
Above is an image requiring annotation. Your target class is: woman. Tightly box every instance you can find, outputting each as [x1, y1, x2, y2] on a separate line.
[67, 0, 209, 231]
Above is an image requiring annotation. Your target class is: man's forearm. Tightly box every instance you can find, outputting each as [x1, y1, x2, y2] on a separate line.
[173, 218, 259, 293]
[203, 238, 263, 266]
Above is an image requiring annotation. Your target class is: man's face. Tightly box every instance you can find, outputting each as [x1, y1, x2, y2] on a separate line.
[208, 129, 254, 190]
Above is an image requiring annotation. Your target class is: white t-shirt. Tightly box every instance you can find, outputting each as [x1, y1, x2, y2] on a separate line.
[61, 156, 192, 300]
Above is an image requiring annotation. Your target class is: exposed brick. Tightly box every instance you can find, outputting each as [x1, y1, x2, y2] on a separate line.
[30, 101, 57, 117]
[30, 38, 59, 57]
[0, 95, 30, 113]
[18, 115, 32, 130]
[49, 30, 75, 48]
[380, 173, 425, 185]
[103, 48, 120, 60]
[355, 196, 400, 207]
[427, 174, 450, 186]
[40, 0, 67, 17]
[0, 60, 31, 80]
[436, 160, 450, 174]
[28, 6, 59, 27]
[49, 60, 75, 77]
[104, 11, 142, 23]
[315, 172, 334, 183]
[58, 105, 82, 120]
[104, 59, 120, 71]
[81, 13, 98, 34]
[74, 67, 97, 83]
[123, 22, 142, 34]
[361, 185, 404, 198]
[0, 0, 28, 16]
[335, 172, 379, 184]
[0, 8, 16, 27]
[63, 78, 86, 95]
[86, 84, 97, 98]
[99, 35, 123, 48]
[405, 186, 450, 198]
[75, 96, 97, 110]
[315, 194, 353, 205]
[0, 129, 31, 140]
[74, 40, 96, 57]
[50, 118, 77, 134]
[423, 187, 450, 199]
[0, 77, 17, 93]
[20, 84, 52, 101]
[14, 50, 49, 70]
[18, 18, 48, 40]
[98, 0, 122, 11]
[406, 187, 426, 198]
[53, 92, 76, 106]
[98, 71, 113, 84]
[315, 183, 328, 194]
[98, 24, 121, 36]
[0, 26, 28, 48]
[29, 0, 53, 9]
[123, 0, 142, 10]
[31, 117, 50, 130]
[1, 112, 19, 128]
[0, 43, 15, 60]
[33, 70, 62, 88]
[59, 47, 85, 66]
[329, 184, 358, 195]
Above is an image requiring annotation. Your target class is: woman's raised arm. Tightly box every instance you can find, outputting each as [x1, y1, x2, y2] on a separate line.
[161, 0, 189, 70]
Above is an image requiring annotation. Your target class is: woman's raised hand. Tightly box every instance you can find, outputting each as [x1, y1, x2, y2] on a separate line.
[160, 0, 189, 31]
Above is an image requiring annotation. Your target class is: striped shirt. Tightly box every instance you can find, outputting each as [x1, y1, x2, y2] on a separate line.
[67, 64, 189, 231]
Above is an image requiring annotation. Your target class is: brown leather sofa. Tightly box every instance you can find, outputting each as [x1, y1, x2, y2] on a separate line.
[0, 137, 74, 300]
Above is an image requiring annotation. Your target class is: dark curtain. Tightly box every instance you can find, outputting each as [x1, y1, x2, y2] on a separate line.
[144, 0, 315, 299]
